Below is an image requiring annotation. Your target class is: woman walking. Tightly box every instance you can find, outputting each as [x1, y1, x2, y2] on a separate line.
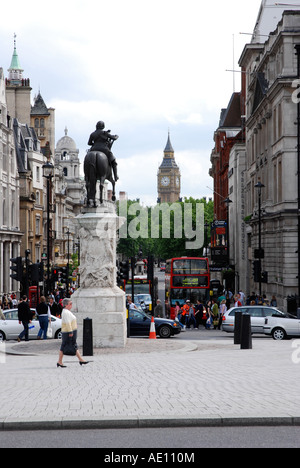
[57, 298, 89, 368]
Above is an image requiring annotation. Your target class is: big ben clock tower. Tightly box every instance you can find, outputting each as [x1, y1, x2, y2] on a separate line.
[157, 132, 181, 203]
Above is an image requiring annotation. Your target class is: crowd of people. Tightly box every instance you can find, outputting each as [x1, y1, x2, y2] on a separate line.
[3, 288, 279, 343]
[0, 290, 69, 316]
[165, 290, 278, 332]
[126, 289, 278, 332]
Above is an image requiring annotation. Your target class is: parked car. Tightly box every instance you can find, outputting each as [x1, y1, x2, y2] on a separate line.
[134, 294, 152, 312]
[128, 307, 180, 338]
[0, 308, 62, 342]
[222, 306, 289, 335]
[264, 313, 300, 340]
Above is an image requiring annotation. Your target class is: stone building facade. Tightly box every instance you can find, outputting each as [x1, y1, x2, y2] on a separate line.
[54, 128, 85, 266]
[238, 10, 300, 308]
[0, 68, 22, 295]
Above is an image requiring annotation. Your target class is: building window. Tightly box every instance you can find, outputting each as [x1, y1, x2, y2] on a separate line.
[273, 107, 277, 142]
[36, 216, 40, 236]
[278, 103, 282, 139]
[278, 159, 282, 202]
[11, 200, 15, 227]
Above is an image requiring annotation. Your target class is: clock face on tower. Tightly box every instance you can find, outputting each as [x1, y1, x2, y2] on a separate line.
[161, 176, 170, 187]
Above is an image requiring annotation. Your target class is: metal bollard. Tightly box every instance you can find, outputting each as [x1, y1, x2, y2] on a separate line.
[240, 314, 252, 350]
[234, 312, 243, 345]
[83, 317, 93, 356]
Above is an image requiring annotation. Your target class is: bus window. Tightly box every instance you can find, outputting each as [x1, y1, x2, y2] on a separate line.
[191, 259, 208, 274]
[173, 259, 208, 275]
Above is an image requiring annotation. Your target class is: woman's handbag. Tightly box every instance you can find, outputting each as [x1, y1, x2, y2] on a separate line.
[47, 326, 53, 339]
[63, 335, 78, 356]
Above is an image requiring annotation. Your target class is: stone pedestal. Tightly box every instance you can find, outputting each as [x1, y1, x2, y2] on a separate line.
[71, 202, 126, 348]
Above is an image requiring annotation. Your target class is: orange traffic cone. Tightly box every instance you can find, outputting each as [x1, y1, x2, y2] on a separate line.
[149, 316, 157, 339]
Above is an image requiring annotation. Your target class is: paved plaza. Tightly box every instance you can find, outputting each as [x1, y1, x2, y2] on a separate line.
[1, 336, 300, 430]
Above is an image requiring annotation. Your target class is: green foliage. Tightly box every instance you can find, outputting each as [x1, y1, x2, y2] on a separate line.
[117, 197, 214, 260]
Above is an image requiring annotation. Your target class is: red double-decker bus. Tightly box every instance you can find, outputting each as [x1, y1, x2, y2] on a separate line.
[165, 257, 210, 318]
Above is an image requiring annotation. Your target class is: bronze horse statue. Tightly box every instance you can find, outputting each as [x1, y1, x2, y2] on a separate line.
[84, 151, 116, 206]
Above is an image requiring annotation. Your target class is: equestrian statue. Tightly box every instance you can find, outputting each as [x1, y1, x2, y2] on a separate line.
[84, 121, 119, 206]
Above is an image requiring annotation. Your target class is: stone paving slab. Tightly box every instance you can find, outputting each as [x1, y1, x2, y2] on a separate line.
[1, 338, 300, 430]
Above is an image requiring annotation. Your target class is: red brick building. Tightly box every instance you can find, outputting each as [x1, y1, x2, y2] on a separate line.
[209, 92, 244, 220]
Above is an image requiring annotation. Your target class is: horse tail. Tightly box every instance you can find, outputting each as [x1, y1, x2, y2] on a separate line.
[84, 152, 96, 179]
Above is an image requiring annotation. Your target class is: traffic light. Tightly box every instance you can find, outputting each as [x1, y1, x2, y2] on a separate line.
[10, 257, 23, 282]
[29, 263, 39, 283]
[119, 260, 130, 281]
[60, 266, 68, 283]
[38, 262, 44, 282]
[52, 268, 59, 282]
[261, 271, 268, 284]
[253, 260, 261, 283]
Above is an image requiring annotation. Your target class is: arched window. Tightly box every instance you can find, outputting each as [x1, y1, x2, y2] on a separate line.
[34, 118, 39, 128]
[63, 167, 68, 176]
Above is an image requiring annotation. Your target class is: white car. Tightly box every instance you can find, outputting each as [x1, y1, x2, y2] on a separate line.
[0, 308, 62, 342]
[222, 305, 289, 335]
[263, 313, 300, 340]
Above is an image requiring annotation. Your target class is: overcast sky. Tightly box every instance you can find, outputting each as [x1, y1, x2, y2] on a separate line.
[1, 0, 265, 205]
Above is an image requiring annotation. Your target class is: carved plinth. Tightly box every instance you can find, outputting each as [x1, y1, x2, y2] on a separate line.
[71, 203, 127, 348]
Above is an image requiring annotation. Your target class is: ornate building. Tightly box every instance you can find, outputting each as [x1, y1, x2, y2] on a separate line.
[157, 133, 181, 203]
[5, 36, 31, 127]
[5, 39, 48, 267]
[237, 9, 300, 309]
[54, 128, 85, 266]
[0, 67, 22, 295]
[31, 92, 55, 158]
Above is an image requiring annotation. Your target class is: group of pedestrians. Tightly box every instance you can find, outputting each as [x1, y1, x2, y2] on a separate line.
[16, 295, 52, 342]
[173, 299, 225, 331]
[171, 289, 279, 331]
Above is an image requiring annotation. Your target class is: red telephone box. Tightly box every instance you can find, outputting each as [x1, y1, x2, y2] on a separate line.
[29, 286, 38, 308]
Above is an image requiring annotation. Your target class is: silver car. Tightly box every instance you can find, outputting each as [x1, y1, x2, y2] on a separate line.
[222, 306, 287, 335]
[263, 314, 300, 340]
[0, 308, 62, 342]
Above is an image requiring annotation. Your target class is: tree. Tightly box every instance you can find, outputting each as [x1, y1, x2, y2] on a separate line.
[117, 197, 214, 260]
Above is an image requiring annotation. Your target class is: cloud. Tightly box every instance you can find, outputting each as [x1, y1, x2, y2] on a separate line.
[0, 0, 263, 205]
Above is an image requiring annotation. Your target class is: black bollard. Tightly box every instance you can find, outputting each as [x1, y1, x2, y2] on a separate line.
[234, 312, 243, 345]
[83, 317, 93, 356]
[240, 314, 252, 350]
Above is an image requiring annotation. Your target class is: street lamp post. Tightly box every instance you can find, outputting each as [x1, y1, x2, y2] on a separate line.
[66, 228, 70, 297]
[255, 181, 265, 296]
[204, 222, 209, 257]
[42, 161, 54, 296]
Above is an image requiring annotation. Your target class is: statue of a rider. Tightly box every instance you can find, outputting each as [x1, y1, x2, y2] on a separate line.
[87, 121, 119, 181]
